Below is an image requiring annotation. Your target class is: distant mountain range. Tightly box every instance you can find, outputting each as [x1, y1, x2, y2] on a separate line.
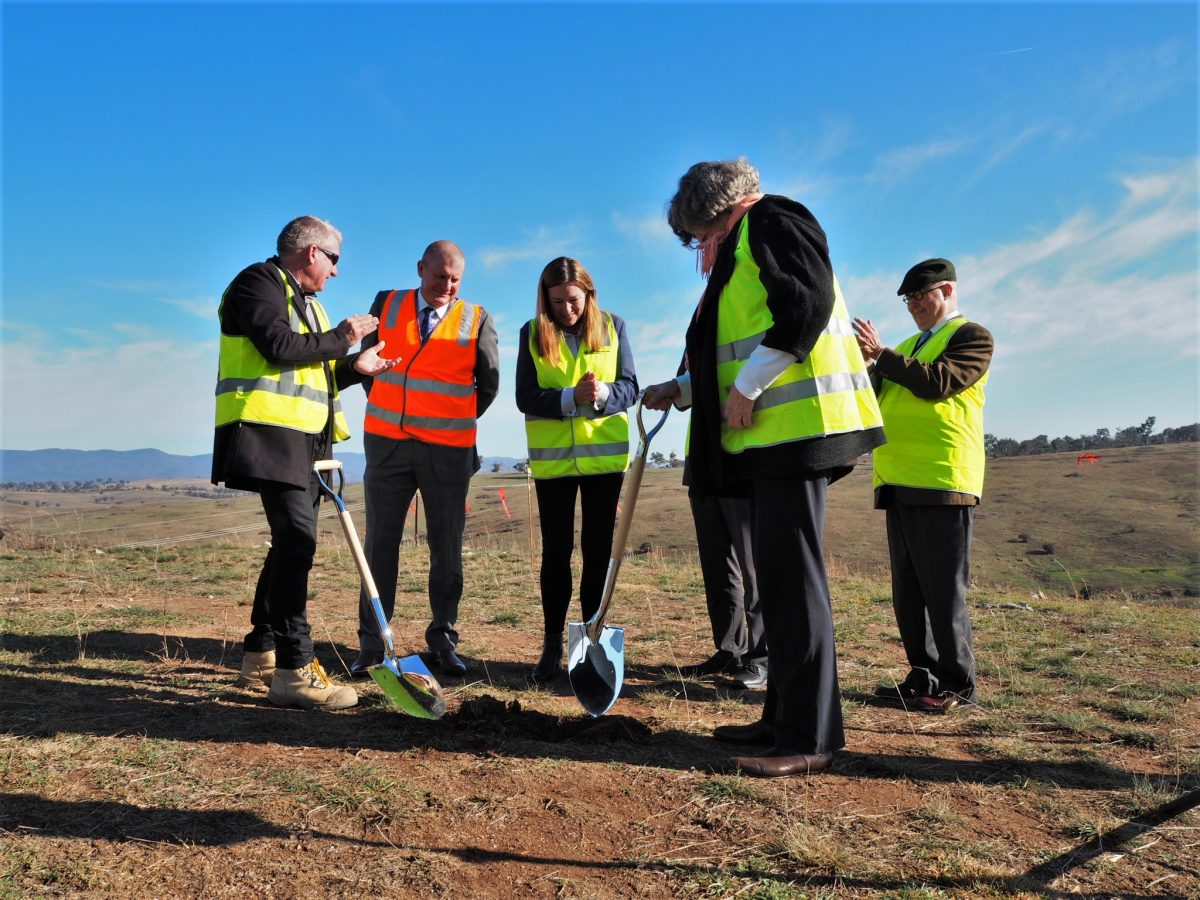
[0, 449, 526, 484]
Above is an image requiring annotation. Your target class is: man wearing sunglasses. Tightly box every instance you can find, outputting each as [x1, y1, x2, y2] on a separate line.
[213, 215, 397, 710]
[852, 259, 993, 714]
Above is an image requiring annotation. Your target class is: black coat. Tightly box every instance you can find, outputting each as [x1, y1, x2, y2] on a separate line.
[685, 196, 884, 496]
[211, 258, 365, 491]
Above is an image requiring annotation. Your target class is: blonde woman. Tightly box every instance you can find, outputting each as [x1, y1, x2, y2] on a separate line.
[515, 257, 638, 682]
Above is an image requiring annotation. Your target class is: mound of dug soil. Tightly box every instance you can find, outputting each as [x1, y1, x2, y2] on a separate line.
[448, 695, 653, 744]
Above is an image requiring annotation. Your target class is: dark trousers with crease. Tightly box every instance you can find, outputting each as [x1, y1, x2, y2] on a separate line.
[358, 434, 472, 654]
[243, 476, 321, 669]
[534, 472, 624, 637]
[886, 503, 977, 700]
[750, 474, 844, 755]
[690, 493, 766, 665]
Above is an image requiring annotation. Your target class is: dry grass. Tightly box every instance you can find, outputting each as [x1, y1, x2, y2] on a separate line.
[1, 449, 1198, 897]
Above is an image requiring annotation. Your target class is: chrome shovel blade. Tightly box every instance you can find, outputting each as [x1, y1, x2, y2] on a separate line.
[567, 622, 625, 717]
[370, 654, 446, 720]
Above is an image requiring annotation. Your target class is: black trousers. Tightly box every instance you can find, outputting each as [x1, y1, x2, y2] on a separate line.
[359, 434, 473, 654]
[243, 476, 321, 669]
[534, 472, 624, 636]
[690, 493, 766, 664]
[750, 474, 844, 755]
[886, 503, 977, 699]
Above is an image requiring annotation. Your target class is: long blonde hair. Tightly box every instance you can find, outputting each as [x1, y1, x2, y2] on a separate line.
[535, 257, 606, 366]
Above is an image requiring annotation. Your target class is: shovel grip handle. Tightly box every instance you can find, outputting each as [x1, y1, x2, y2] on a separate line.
[587, 398, 665, 641]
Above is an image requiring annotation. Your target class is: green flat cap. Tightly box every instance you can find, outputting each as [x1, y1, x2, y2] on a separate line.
[897, 258, 956, 295]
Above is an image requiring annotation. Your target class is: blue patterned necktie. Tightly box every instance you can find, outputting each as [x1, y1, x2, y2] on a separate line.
[913, 330, 933, 353]
[419, 306, 435, 344]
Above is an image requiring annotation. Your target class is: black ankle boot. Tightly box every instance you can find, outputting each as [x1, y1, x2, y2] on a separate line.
[531, 633, 563, 683]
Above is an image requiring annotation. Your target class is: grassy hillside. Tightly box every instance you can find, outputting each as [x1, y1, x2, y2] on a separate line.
[5, 444, 1197, 603]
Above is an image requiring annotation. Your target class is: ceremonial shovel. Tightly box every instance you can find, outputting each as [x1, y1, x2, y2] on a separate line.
[313, 460, 446, 719]
[567, 398, 670, 717]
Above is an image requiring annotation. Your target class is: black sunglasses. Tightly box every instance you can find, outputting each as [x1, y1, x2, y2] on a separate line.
[317, 247, 339, 266]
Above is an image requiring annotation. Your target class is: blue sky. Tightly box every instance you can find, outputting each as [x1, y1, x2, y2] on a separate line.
[2, 2, 1197, 463]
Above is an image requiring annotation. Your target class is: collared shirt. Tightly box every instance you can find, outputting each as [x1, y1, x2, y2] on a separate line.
[416, 293, 449, 331]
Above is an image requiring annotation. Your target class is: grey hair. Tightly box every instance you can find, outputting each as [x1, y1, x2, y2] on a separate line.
[276, 216, 343, 256]
[666, 157, 761, 246]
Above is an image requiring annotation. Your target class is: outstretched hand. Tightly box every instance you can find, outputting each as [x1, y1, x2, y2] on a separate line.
[354, 340, 399, 376]
[339, 314, 379, 346]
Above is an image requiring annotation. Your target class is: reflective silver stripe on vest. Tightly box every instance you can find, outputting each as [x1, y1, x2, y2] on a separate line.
[823, 316, 854, 337]
[527, 440, 628, 462]
[370, 370, 473, 397]
[456, 302, 478, 345]
[215, 374, 330, 405]
[716, 331, 766, 365]
[365, 404, 476, 431]
[751, 370, 872, 413]
[405, 376, 475, 397]
[716, 316, 853, 366]
[384, 291, 404, 329]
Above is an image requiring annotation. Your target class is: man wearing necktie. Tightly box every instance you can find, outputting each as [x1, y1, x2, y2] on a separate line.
[352, 241, 500, 678]
[852, 259, 994, 713]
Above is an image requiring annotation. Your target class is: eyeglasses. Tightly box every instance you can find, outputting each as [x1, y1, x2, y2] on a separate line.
[317, 247, 339, 266]
[902, 283, 945, 304]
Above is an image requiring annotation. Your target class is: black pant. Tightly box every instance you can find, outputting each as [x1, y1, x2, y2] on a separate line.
[750, 474, 844, 755]
[243, 476, 321, 669]
[534, 472, 624, 636]
[690, 493, 766, 664]
[359, 434, 474, 654]
[886, 503, 977, 699]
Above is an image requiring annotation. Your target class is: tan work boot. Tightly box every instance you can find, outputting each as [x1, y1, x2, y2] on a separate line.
[236, 649, 276, 688]
[268, 658, 358, 710]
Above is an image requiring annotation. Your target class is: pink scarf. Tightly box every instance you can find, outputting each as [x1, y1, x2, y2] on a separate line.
[697, 193, 763, 278]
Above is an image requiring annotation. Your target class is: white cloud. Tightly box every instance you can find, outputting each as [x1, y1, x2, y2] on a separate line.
[167, 297, 217, 319]
[479, 224, 585, 270]
[611, 210, 674, 246]
[866, 137, 976, 188]
[1, 336, 215, 454]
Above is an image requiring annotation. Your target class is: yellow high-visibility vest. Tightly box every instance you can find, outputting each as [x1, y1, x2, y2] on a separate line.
[715, 218, 882, 454]
[525, 314, 629, 478]
[873, 317, 989, 497]
[215, 265, 350, 441]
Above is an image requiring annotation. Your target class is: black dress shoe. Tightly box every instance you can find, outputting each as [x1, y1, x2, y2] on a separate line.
[678, 650, 738, 677]
[530, 634, 563, 683]
[349, 651, 384, 679]
[713, 719, 776, 745]
[432, 649, 467, 677]
[874, 683, 922, 704]
[727, 662, 768, 690]
[727, 749, 834, 778]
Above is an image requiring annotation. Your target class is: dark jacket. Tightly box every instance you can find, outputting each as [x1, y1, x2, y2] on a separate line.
[871, 319, 994, 507]
[211, 258, 366, 491]
[685, 195, 885, 496]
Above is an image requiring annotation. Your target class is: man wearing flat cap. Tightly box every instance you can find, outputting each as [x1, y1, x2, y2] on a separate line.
[852, 259, 993, 713]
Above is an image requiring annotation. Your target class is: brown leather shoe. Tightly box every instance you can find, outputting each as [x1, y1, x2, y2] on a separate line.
[727, 749, 834, 778]
[914, 691, 962, 713]
[713, 720, 776, 745]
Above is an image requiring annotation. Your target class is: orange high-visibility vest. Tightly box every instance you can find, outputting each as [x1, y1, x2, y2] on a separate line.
[364, 289, 482, 448]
